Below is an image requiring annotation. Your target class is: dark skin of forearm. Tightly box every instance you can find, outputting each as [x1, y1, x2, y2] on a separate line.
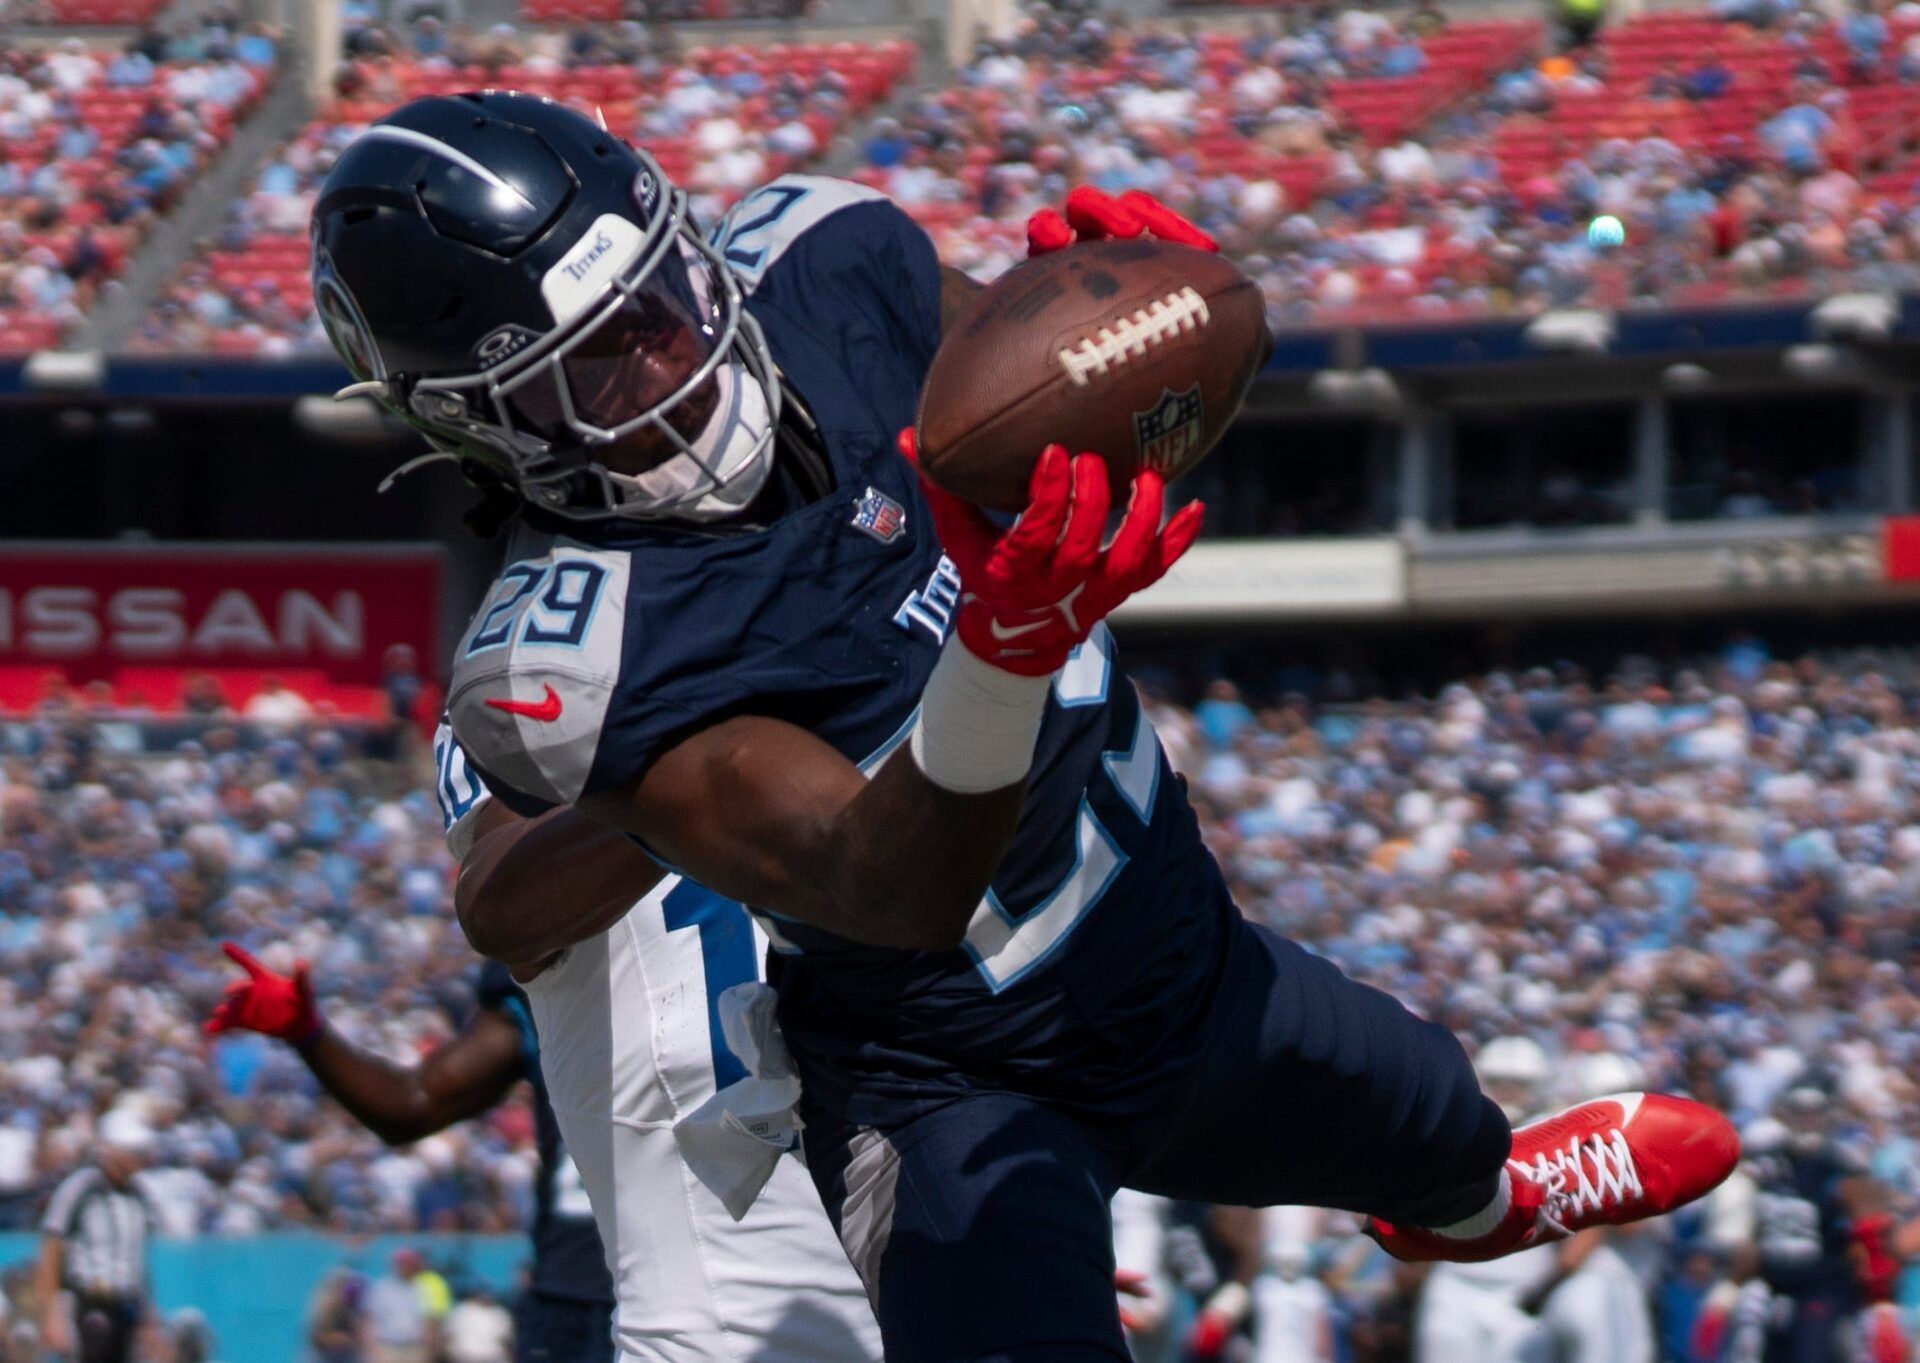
[457, 716, 1026, 960]
[1210, 1206, 1265, 1286]
[298, 1008, 527, 1146]
[455, 800, 666, 970]
[581, 714, 1028, 952]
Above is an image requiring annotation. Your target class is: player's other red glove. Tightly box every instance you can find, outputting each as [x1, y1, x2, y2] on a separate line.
[205, 942, 324, 1047]
[1027, 186, 1218, 258]
[1185, 1282, 1250, 1360]
[899, 430, 1203, 677]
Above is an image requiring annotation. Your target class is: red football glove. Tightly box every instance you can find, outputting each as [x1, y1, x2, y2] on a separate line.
[1186, 1309, 1234, 1360]
[1184, 1282, 1251, 1361]
[205, 942, 324, 1047]
[900, 430, 1204, 677]
[1027, 186, 1218, 258]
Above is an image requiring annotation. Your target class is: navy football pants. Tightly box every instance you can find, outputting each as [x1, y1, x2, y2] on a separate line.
[805, 916, 1510, 1363]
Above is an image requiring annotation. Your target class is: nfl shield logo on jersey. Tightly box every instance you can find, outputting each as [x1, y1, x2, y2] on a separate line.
[1133, 386, 1205, 474]
[851, 486, 907, 543]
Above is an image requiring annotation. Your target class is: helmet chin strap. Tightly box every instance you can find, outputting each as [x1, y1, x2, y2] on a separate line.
[606, 357, 775, 523]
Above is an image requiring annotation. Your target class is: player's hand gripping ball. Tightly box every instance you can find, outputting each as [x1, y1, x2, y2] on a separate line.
[916, 213, 1270, 514]
[205, 941, 325, 1046]
[1026, 186, 1219, 258]
[899, 430, 1204, 676]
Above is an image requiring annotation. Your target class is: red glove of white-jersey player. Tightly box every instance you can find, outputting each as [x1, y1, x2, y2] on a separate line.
[1027, 185, 1217, 257]
[899, 430, 1204, 677]
[205, 942, 324, 1047]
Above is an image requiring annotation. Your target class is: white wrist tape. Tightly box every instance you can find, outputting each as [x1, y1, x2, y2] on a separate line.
[909, 636, 1052, 793]
[1203, 1282, 1252, 1326]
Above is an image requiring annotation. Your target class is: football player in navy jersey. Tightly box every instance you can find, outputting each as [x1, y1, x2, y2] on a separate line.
[312, 91, 1741, 1363]
[205, 943, 615, 1363]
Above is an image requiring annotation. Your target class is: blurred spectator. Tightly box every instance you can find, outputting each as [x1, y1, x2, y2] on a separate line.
[1560, 0, 1609, 48]
[1720, 470, 1777, 518]
[1842, 0, 1891, 75]
[308, 1268, 366, 1363]
[166, 1306, 216, 1363]
[180, 673, 230, 717]
[443, 1285, 513, 1363]
[243, 675, 313, 729]
[1682, 54, 1732, 100]
[1195, 679, 1257, 750]
[0, 1110, 36, 1231]
[364, 1248, 440, 1363]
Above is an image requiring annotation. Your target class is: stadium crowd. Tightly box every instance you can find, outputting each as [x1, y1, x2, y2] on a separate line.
[0, 717, 525, 1241]
[104, 0, 1920, 352]
[865, 0, 1920, 325]
[6, 0, 1920, 352]
[3, 638, 1920, 1355]
[131, 12, 910, 353]
[0, 11, 275, 352]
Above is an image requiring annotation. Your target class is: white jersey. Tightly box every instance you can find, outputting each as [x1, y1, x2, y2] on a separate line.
[1253, 1275, 1334, 1363]
[1538, 1245, 1653, 1363]
[436, 726, 881, 1363]
[1416, 1248, 1555, 1363]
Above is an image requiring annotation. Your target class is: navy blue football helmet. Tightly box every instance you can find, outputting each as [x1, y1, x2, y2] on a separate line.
[311, 91, 781, 523]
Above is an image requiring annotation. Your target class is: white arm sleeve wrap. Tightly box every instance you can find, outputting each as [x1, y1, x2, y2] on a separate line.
[908, 636, 1052, 794]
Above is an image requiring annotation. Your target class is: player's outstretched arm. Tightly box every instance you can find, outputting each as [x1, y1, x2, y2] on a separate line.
[206, 943, 527, 1145]
[581, 710, 1027, 951]
[570, 441, 1200, 952]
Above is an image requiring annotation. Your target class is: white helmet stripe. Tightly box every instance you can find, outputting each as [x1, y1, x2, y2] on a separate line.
[355, 125, 535, 211]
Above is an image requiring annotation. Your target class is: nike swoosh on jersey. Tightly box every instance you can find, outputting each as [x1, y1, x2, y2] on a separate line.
[987, 618, 1051, 641]
[485, 684, 564, 723]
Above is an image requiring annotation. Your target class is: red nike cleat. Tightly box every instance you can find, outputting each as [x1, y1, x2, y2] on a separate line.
[1369, 1093, 1741, 1263]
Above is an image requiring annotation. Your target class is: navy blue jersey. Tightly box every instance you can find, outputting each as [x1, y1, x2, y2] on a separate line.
[475, 962, 616, 1306]
[1756, 1145, 1864, 1305]
[449, 177, 1231, 1129]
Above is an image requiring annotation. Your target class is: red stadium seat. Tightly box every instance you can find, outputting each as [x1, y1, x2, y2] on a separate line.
[42, 0, 168, 21]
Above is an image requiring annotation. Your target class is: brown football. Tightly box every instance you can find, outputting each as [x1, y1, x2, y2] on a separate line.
[915, 238, 1271, 513]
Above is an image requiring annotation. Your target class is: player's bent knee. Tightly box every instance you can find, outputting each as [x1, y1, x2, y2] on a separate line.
[1368, 1020, 1513, 1225]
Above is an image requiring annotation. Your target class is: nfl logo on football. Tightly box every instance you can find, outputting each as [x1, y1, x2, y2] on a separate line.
[851, 486, 907, 543]
[1133, 385, 1205, 474]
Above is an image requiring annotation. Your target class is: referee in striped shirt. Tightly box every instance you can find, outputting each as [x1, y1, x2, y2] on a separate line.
[34, 1110, 157, 1363]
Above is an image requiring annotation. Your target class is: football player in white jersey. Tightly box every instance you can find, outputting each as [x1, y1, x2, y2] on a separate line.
[1252, 1235, 1335, 1363]
[1415, 1038, 1558, 1363]
[1531, 1232, 1655, 1363]
[435, 725, 882, 1363]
